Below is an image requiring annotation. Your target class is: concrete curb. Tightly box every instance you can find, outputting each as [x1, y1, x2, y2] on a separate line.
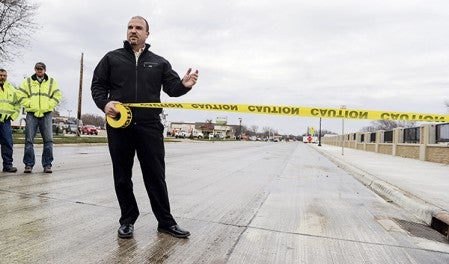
[311, 145, 449, 239]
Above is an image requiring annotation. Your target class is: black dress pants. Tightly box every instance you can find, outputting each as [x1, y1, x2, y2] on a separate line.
[107, 122, 177, 227]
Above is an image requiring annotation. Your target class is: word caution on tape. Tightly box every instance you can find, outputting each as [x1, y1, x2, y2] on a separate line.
[106, 102, 449, 128]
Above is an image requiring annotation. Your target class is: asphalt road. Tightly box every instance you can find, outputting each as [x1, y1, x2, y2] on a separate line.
[0, 141, 448, 263]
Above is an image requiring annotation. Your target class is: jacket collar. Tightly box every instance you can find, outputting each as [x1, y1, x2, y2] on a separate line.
[123, 41, 150, 53]
[31, 73, 49, 81]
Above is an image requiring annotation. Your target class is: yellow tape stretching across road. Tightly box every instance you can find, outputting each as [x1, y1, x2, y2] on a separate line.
[106, 102, 449, 128]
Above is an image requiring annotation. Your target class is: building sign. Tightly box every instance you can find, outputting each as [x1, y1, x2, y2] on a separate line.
[216, 116, 227, 125]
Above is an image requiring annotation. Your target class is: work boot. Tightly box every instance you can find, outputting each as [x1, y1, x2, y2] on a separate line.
[2, 166, 17, 173]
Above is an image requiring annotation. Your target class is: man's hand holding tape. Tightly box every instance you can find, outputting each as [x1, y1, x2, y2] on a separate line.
[104, 100, 121, 118]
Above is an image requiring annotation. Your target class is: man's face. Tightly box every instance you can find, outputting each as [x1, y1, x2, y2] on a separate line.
[127, 18, 149, 47]
[0, 71, 7, 85]
[35, 67, 45, 77]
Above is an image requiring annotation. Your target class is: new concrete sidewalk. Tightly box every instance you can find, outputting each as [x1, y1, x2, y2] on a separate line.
[311, 144, 449, 237]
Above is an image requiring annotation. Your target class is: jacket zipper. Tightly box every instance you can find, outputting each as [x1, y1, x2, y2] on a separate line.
[38, 82, 41, 110]
[135, 63, 138, 102]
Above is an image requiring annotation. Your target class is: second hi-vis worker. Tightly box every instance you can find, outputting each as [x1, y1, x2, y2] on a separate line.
[0, 68, 20, 173]
[17, 62, 62, 174]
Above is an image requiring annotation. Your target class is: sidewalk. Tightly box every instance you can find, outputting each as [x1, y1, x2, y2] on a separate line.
[311, 144, 449, 237]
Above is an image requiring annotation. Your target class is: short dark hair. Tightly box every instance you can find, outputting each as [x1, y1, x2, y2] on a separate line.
[0, 68, 6, 72]
[131, 16, 149, 32]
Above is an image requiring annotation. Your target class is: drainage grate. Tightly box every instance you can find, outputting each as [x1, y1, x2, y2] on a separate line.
[393, 218, 448, 244]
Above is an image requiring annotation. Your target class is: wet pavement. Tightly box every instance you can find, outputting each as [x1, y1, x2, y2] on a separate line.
[0, 141, 448, 263]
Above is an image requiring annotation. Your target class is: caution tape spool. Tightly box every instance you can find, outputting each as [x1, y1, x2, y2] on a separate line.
[106, 104, 132, 128]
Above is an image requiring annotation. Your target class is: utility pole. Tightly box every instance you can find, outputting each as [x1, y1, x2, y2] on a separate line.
[77, 52, 84, 136]
[238, 118, 242, 140]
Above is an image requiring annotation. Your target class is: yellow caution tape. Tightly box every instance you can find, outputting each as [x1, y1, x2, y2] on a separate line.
[107, 102, 449, 128]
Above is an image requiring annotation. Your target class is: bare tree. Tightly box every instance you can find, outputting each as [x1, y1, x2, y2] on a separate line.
[360, 120, 417, 132]
[304, 129, 336, 137]
[250, 125, 258, 135]
[0, 0, 38, 62]
[81, 113, 106, 128]
[199, 119, 214, 130]
[262, 126, 277, 138]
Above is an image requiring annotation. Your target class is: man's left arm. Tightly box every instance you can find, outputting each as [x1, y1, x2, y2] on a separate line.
[8, 84, 20, 121]
[162, 61, 199, 97]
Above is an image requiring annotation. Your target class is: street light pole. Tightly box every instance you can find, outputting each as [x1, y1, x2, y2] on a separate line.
[318, 117, 322, 146]
[160, 111, 168, 138]
[341, 105, 346, 155]
[238, 118, 242, 140]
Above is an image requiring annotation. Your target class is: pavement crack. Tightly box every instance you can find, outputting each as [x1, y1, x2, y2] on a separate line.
[223, 191, 271, 262]
[246, 225, 449, 255]
[0, 188, 120, 211]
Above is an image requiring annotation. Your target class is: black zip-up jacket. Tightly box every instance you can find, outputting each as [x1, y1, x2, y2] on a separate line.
[91, 41, 190, 124]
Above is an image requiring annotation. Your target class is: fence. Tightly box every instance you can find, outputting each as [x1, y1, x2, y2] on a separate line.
[321, 123, 449, 164]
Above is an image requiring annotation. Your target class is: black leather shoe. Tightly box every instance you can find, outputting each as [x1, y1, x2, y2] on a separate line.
[3, 166, 17, 173]
[157, 225, 190, 238]
[118, 224, 134, 239]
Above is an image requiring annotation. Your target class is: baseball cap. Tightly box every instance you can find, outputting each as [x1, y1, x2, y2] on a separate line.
[34, 62, 46, 70]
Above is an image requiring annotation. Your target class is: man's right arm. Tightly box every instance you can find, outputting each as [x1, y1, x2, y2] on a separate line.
[16, 79, 31, 109]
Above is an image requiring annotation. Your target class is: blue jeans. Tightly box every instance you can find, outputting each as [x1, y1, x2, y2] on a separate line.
[23, 112, 54, 168]
[0, 120, 14, 168]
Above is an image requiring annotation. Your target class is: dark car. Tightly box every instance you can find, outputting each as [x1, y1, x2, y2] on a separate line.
[80, 125, 98, 135]
[66, 124, 79, 134]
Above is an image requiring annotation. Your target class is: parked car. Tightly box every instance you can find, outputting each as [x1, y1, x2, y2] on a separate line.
[66, 124, 79, 134]
[173, 129, 204, 139]
[193, 131, 204, 139]
[174, 131, 188, 138]
[80, 125, 98, 135]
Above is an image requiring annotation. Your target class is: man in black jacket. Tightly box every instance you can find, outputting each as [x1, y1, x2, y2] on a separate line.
[91, 16, 198, 239]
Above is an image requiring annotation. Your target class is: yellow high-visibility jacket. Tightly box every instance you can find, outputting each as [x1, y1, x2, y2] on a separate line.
[0, 81, 20, 122]
[17, 74, 62, 118]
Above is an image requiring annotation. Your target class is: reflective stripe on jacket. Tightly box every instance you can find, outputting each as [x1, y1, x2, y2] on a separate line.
[17, 73, 62, 118]
[0, 81, 20, 122]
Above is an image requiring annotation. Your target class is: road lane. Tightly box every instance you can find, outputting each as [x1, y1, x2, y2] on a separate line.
[0, 141, 448, 263]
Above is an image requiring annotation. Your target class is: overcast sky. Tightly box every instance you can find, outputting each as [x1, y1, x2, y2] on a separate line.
[4, 0, 449, 134]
